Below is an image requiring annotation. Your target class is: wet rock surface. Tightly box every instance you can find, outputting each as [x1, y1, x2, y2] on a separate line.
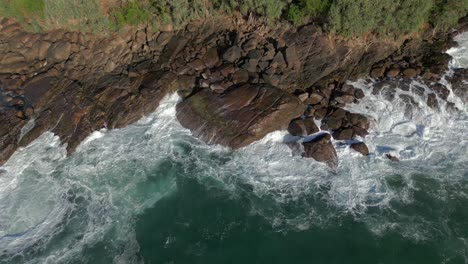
[176, 84, 302, 148]
[302, 134, 338, 169]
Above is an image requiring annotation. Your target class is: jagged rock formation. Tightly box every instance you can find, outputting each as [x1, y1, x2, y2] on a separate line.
[0, 16, 467, 167]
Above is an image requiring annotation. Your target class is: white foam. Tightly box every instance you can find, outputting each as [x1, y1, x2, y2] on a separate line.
[447, 32, 468, 68]
[0, 94, 184, 263]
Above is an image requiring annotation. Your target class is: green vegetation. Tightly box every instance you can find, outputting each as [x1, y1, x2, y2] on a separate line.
[431, 0, 468, 30]
[327, 0, 434, 36]
[114, 2, 150, 26]
[0, 0, 466, 36]
[44, 0, 114, 33]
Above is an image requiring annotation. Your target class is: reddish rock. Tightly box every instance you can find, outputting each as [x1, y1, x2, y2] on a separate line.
[350, 142, 369, 156]
[176, 84, 303, 149]
[302, 134, 338, 169]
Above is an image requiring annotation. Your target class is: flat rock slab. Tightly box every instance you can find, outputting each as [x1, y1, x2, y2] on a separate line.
[176, 84, 303, 148]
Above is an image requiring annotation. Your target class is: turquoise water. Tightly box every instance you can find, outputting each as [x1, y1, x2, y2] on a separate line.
[0, 33, 467, 263]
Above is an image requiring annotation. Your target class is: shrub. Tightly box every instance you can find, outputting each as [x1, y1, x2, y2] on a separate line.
[302, 0, 331, 16]
[114, 2, 150, 26]
[430, 0, 468, 30]
[328, 0, 435, 36]
[288, 4, 304, 25]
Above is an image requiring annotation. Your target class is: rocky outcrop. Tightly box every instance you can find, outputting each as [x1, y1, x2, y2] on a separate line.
[0, 15, 466, 167]
[176, 84, 302, 148]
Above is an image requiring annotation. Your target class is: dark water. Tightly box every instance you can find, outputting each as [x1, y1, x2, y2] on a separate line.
[135, 174, 467, 264]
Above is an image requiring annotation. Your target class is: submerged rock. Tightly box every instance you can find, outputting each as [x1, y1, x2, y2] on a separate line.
[302, 133, 338, 169]
[350, 142, 369, 156]
[386, 154, 400, 162]
[176, 84, 303, 148]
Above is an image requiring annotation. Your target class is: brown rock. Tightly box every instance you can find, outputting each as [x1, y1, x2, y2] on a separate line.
[203, 47, 219, 68]
[370, 67, 385, 79]
[307, 92, 323, 105]
[321, 108, 347, 130]
[386, 68, 400, 78]
[247, 49, 264, 60]
[176, 84, 303, 149]
[298, 92, 309, 102]
[223, 46, 243, 63]
[334, 94, 355, 104]
[285, 46, 300, 69]
[403, 68, 418, 78]
[348, 113, 370, 130]
[313, 107, 328, 119]
[262, 43, 276, 61]
[263, 74, 280, 87]
[288, 118, 319, 137]
[333, 128, 355, 140]
[241, 59, 259, 73]
[231, 69, 249, 84]
[350, 142, 369, 156]
[242, 38, 257, 52]
[15, 111, 25, 119]
[270, 52, 286, 68]
[175, 75, 196, 98]
[302, 134, 338, 169]
[47, 42, 71, 62]
[188, 59, 206, 71]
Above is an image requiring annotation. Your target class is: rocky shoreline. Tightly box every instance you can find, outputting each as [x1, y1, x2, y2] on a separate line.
[0, 16, 467, 167]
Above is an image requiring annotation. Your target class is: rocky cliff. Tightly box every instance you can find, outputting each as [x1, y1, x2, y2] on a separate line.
[0, 16, 466, 166]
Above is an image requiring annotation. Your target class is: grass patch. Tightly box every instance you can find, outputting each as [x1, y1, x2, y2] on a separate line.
[0, 0, 466, 36]
[44, 0, 115, 33]
[114, 2, 150, 26]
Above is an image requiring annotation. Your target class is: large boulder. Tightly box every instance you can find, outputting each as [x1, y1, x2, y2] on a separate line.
[176, 84, 303, 148]
[302, 133, 338, 169]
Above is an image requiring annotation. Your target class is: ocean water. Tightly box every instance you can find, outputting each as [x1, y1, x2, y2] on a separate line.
[0, 33, 467, 264]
